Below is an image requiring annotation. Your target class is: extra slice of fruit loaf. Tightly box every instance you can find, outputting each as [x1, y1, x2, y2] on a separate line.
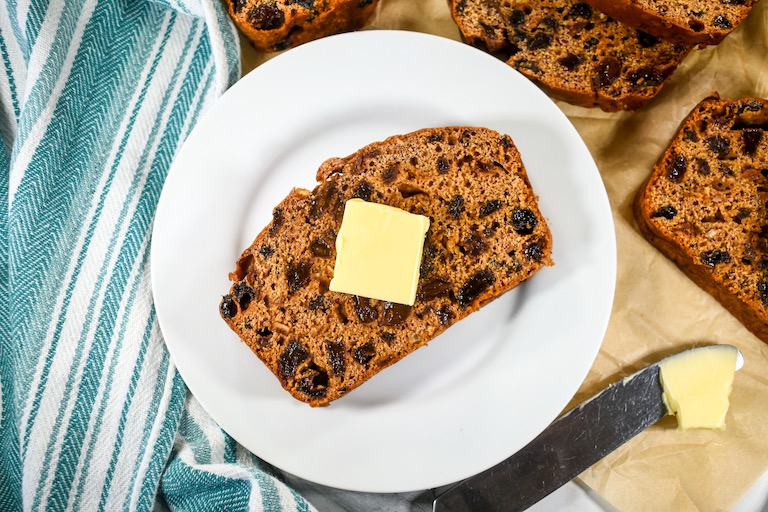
[582, 0, 761, 46]
[225, 0, 379, 52]
[219, 127, 553, 406]
[450, 0, 693, 112]
[634, 95, 768, 343]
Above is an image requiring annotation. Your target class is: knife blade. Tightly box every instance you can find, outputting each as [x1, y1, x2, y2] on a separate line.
[432, 345, 742, 512]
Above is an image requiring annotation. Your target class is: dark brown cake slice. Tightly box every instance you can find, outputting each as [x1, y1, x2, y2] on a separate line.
[450, 0, 693, 112]
[219, 127, 553, 406]
[583, 0, 761, 46]
[225, 0, 379, 52]
[634, 95, 768, 343]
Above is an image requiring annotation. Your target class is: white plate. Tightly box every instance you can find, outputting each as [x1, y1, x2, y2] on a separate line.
[151, 30, 616, 493]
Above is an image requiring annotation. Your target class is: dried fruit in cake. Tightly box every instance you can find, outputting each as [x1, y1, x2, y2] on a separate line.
[634, 95, 768, 343]
[226, 0, 379, 52]
[449, 0, 693, 111]
[219, 127, 553, 406]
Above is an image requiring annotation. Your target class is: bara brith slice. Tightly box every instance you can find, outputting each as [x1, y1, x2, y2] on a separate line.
[219, 127, 553, 406]
[226, 0, 379, 53]
[581, 0, 761, 46]
[634, 95, 768, 343]
[450, 0, 693, 112]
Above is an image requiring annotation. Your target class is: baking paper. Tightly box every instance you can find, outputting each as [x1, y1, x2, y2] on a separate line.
[239, 1, 768, 508]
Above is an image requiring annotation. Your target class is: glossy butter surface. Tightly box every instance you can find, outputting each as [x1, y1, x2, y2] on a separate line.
[660, 345, 738, 430]
[330, 199, 430, 305]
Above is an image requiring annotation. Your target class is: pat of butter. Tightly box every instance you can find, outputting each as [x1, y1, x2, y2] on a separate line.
[659, 345, 738, 431]
[329, 199, 430, 305]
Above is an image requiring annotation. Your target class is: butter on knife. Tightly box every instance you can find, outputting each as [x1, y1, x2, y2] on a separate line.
[432, 345, 744, 512]
[659, 344, 740, 430]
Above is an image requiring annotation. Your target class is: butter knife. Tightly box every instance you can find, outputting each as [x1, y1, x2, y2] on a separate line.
[433, 345, 742, 512]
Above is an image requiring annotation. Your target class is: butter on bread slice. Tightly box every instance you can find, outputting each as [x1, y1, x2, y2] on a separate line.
[329, 199, 430, 306]
[219, 127, 553, 406]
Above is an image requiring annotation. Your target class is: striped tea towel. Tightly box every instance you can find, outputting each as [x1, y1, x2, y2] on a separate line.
[0, 1, 315, 510]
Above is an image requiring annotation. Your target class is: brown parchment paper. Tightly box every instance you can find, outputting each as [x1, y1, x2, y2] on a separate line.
[239, 1, 768, 509]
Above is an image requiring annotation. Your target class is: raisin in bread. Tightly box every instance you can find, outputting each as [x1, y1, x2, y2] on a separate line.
[634, 95, 768, 343]
[219, 127, 553, 406]
[450, 0, 693, 112]
[226, 0, 378, 52]
[583, 0, 760, 46]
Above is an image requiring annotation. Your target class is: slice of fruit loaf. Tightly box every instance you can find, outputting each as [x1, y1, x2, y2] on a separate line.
[582, 0, 760, 46]
[225, 0, 379, 52]
[634, 95, 768, 343]
[219, 127, 553, 406]
[450, 0, 693, 112]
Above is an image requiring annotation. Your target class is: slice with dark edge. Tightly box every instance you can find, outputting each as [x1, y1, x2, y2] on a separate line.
[634, 95, 768, 343]
[226, 0, 379, 53]
[450, 0, 693, 112]
[582, 0, 761, 46]
[219, 127, 553, 406]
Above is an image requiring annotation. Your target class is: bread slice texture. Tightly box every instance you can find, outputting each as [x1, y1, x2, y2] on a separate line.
[225, 0, 378, 52]
[634, 95, 768, 343]
[450, 0, 693, 112]
[582, 0, 760, 46]
[219, 127, 553, 406]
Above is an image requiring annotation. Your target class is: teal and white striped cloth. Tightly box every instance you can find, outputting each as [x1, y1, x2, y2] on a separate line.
[0, 1, 318, 510]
